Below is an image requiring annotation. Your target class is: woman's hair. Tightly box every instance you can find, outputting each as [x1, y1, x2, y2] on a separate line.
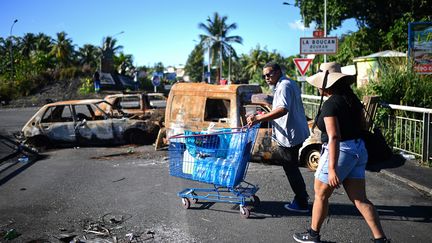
[329, 77, 363, 112]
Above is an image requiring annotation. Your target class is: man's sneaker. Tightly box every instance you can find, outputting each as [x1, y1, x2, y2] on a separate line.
[284, 199, 309, 213]
[293, 229, 321, 243]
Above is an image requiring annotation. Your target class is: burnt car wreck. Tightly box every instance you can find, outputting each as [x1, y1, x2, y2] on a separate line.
[21, 99, 160, 150]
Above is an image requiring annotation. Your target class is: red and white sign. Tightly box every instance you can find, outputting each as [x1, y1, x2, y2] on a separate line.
[293, 58, 313, 76]
[414, 63, 432, 74]
[313, 29, 324, 38]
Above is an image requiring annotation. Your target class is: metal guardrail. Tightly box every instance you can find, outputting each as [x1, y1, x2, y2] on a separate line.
[301, 94, 432, 163]
[378, 104, 432, 163]
[301, 94, 327, 120]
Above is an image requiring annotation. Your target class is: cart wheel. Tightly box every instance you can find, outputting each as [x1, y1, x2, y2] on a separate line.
[251, 195, 261, 207]
[240, 206, 250, 219]
[191, 192, 198, 204]
[181, 198, 191, 209]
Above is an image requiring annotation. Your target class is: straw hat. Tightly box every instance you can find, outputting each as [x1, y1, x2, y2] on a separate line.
[306, 62, 355, 89]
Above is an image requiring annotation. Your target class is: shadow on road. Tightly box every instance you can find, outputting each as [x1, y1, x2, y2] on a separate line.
[250, 201, 432, 223]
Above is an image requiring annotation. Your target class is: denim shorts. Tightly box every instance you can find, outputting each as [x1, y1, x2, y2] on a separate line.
[315, 139, 368, 184]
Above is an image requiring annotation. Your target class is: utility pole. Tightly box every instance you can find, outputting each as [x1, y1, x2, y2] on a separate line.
[10, 19, 18, 78]
[324, 0, 327, 62]
[219, 35, 223, 84]
[207, 40, 211, 83]
[228, 49, 231, 84]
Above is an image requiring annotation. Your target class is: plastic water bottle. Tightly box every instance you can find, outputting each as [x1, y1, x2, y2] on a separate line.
[18, 155, 29, 163]
[400, 152, 416, 160]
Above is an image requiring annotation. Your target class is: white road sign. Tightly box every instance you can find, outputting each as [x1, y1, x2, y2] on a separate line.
[300, 37, 338, 54]
[293, 58, 313, 76]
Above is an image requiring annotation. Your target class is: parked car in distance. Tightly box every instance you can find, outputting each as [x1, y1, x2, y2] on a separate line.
[21, 99, 159, 151]
[147, 93, 167, 109]
[103, 92, 165, 126]
[155, 82, 322, 171]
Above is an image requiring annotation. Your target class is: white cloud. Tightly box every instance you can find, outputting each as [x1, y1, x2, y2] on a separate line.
[289, 20, 314, 31]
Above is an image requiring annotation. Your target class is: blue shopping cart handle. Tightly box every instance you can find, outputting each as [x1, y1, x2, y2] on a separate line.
[168, 124, 260, 140]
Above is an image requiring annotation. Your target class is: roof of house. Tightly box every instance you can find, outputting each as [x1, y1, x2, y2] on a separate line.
[354, 50, 407, 61]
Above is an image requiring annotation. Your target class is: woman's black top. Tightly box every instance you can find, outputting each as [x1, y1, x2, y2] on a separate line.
[317, 94, 362, 143]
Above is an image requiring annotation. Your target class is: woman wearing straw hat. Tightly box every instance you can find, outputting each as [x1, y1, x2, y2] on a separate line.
[293, 62, 389, 243]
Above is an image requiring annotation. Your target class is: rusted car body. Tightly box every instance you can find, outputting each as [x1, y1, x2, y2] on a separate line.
[21, 99, 158, 150]
[103, 92, 165, 126]
[157, 82, 322, 170]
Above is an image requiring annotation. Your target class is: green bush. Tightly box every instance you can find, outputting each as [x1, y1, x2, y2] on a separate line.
[78, 78, 94, 95]
[366, 59, 432, 108]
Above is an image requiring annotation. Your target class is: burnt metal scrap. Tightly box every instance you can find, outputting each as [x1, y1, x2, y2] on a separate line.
[54, 213, 156, 243]
[0, 133, 45, 186]
[0, 134, 41, 163]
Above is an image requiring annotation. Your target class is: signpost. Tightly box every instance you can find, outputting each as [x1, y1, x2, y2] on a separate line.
[300, 37, 338, 55]
[152, 73, 161, 92]
[293, 58, 313, 77]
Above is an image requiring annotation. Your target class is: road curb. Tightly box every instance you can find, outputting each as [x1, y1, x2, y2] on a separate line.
[381, 169, 432, 197]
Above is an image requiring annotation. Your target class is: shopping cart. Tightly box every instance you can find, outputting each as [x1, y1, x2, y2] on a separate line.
[168, 124, 260, 218]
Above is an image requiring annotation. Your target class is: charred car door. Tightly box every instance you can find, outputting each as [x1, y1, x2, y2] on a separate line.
[73, 103, 117, 145]
[39, 105, 76, 145]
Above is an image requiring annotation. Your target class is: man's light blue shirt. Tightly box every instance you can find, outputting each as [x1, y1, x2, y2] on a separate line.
[272, 76, 309, 147]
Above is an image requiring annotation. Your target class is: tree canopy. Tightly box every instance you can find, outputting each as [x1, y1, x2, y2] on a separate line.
[297, 0, 430, 33]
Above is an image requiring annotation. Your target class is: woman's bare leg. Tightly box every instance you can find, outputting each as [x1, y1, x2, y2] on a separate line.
[311, 178, 334, 231]
[343, 178, 386, 239]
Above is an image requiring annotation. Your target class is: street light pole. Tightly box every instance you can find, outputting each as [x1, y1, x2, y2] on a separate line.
[112, 31, 125, 38]
[207, 41, 211, 83]
[219, 36, 223, 83]
[228, 49, 231, 84]
[324, 0, 327, 62]
[10, 19, 18, 78]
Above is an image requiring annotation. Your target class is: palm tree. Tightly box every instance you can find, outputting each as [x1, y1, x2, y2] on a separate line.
[0, 36, 20, 77]
[78, 44, 100, 68]
[114, 52, 134, 75]
[198, 12, 242, 83]
[0, 37, 9, 75]
[20, 33, 36, 58]
[35, 33, 52, 53]
[50, 31, 74, 68]
[244, 45, 268, 79]
[100, 36, 123, 73]
[229, 53, 250, 84]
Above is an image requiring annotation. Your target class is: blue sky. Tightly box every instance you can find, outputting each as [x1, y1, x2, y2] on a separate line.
[2, 0, 358, 67]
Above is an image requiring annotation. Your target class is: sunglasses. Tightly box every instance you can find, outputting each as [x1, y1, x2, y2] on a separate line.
[262, 70, 275, 79]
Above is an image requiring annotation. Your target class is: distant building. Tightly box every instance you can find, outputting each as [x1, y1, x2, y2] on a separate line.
[175, 64, 185, 78]
[353, 50, 407, 87]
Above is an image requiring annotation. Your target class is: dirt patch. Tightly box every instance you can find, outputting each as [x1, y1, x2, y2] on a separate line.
[4, 79, 101, 108]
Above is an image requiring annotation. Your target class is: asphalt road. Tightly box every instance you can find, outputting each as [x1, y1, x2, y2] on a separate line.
[0, 108, 431, 242]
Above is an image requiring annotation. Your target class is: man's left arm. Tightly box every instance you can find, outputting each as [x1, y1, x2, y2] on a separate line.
[247, 107, 287, 126]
